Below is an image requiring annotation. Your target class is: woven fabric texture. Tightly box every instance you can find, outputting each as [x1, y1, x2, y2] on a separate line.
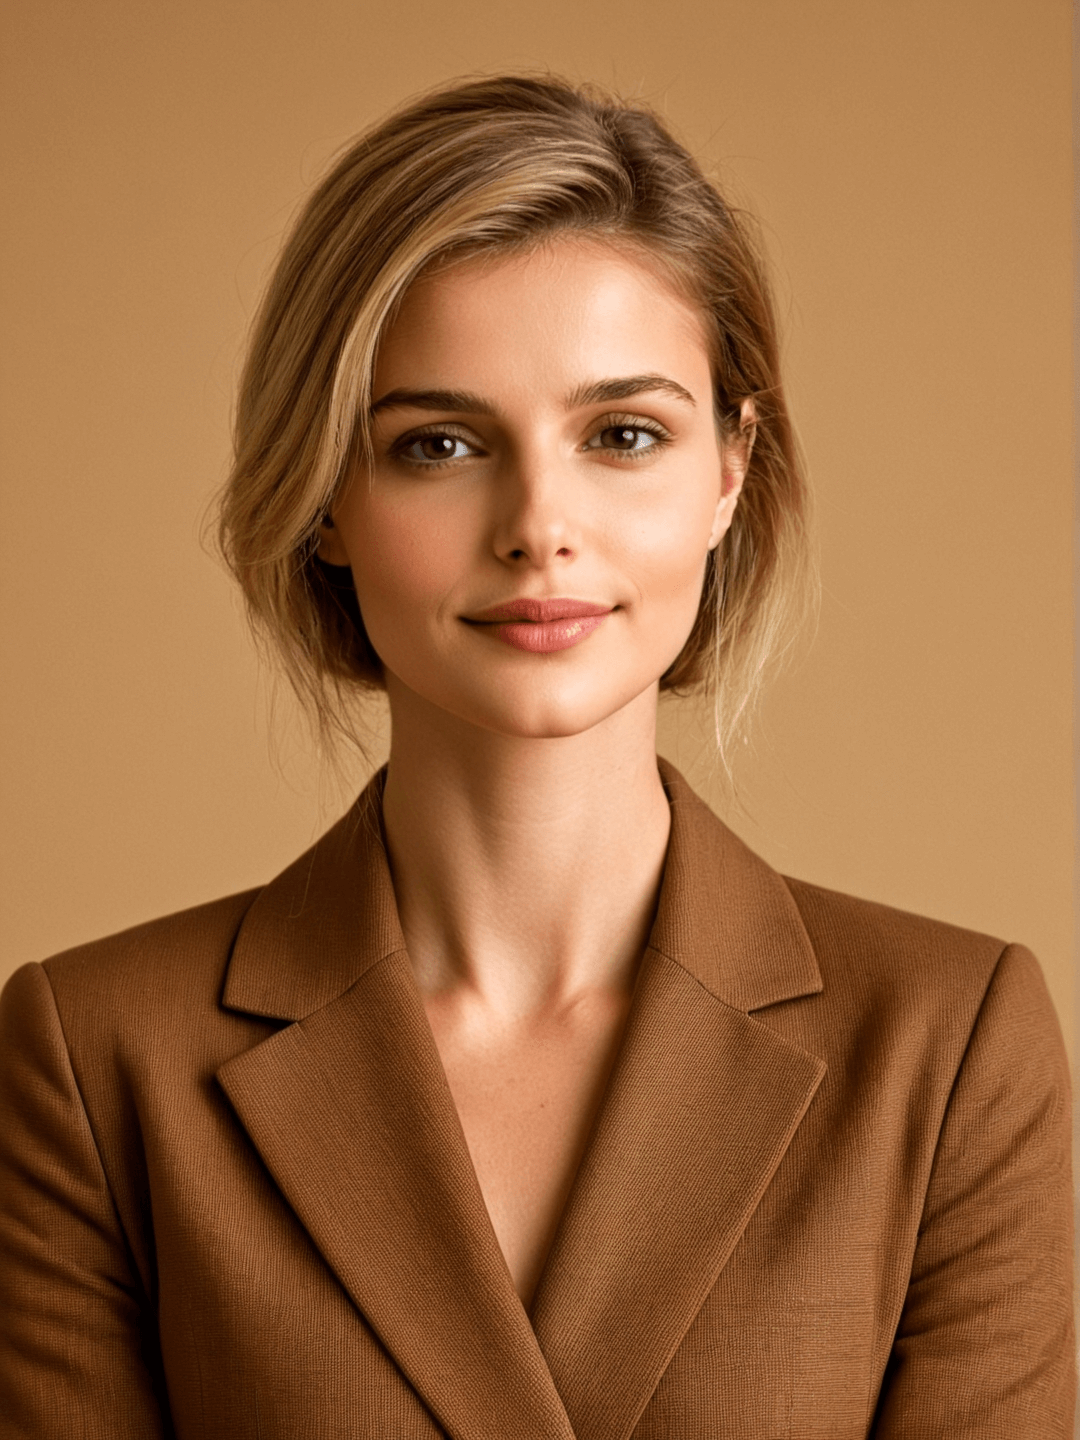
[0, 762, 1073, 1438]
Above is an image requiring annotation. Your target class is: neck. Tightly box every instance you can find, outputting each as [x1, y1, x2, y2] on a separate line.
[381, 681, 671, 1021]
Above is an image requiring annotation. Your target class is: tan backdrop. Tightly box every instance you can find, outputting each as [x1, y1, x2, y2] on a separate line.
[1, 0, 1073, 1060]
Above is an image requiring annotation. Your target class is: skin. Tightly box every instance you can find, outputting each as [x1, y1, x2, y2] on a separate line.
[318, 235, 753, 1306]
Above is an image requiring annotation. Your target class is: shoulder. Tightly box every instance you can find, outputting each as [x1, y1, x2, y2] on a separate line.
[782, 873, 1005, 986]
[2, 888, 263, 1062]
[41, 887, 260, 999]
[779, 874, 1063, 1079]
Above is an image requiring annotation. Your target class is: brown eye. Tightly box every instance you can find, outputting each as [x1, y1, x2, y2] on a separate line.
[604, 426, 641, 450]
[585, 423, 665, 456]
[397, 432, 474, 465]
[417, 435, 460, 460]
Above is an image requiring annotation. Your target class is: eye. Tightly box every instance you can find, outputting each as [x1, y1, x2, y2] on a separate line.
[583, 418, 670, 458]
[392, 429, 479, 467]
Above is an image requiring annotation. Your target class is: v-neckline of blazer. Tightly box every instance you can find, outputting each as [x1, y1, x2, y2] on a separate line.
[217, 759, 827, 1440]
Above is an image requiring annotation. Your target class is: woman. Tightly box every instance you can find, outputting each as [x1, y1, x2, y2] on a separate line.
[0, 74, 1073, 1438]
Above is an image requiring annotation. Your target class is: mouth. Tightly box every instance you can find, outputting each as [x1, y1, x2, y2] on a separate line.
[462, 597, 614, 654]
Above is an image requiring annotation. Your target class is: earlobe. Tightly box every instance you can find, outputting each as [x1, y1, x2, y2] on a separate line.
[707, 494, 736, 552]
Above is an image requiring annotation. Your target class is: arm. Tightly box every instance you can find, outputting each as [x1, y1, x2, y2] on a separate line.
[871, 943, 1075, 1438]
[0, 962, 170, 1439]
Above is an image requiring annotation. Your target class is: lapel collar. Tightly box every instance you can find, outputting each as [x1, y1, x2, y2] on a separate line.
[221, 769, 401, 1020]
[218, 771, 575, 1440]
[648, 758, 824, 1012]
[217, 762, 826, 1440]
[528, 761, 827, 1440]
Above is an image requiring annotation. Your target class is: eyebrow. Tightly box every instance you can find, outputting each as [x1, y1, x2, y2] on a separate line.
[565, 374, 697, 409]
[369, 373, 697, 416]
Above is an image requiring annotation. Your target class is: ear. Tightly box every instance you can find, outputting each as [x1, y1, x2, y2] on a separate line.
[316, 512, 352, 567]
[708, 397, 756, 550]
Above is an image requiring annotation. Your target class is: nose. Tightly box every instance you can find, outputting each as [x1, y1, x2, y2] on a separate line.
[491, 445, 580, 569]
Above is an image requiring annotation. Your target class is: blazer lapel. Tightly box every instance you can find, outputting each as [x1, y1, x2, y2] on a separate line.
[215, 761, 826, 1440]
[528, 762, 827, 1440]
[217, 776, 574, 1440]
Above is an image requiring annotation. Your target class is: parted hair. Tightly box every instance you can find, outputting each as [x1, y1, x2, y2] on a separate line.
[218, 73, 814, 769]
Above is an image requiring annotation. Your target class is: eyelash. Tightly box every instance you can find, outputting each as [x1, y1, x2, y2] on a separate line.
[388, 413, 673, 470]
[584, 413, 673, 458]
[389, 425, 477, 470]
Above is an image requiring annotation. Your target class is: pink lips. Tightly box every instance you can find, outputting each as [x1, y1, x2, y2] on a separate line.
[464, 598, 613, 654]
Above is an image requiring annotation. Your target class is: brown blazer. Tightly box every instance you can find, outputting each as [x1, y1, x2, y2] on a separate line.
[0, 762, 1073, 1438]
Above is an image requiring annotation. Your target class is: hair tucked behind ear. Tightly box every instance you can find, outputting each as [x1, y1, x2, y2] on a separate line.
[217, 72, 816, 779]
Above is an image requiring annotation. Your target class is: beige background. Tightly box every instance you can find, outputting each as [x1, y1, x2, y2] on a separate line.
[1, 0, 1073, 1059]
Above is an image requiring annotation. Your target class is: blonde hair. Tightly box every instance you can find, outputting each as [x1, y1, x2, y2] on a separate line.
[218, 73, 815, 772]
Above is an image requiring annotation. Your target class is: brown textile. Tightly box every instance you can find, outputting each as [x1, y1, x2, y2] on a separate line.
[0, 761, 1073, 1438]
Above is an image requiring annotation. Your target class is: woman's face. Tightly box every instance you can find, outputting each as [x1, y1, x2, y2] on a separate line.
[319, 236, 751, 740]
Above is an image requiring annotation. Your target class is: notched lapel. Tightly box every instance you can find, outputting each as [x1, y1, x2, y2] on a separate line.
[529, 765, 827, 1440]
[216, 762, 827, 1440]
[218, 951, 575, 1440]
[220, 776, 403, 1021]
[217, 769, 573, 1440]
[530, 951, 825, 1440]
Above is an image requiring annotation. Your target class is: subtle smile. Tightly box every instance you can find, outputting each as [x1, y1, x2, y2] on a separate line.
[462, 598, 614, 654]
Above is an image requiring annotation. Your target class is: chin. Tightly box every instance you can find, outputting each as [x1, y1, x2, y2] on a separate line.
[383, 644, 672, 743]
[452, 672, 661, 741]
[480, 706, 607, 741]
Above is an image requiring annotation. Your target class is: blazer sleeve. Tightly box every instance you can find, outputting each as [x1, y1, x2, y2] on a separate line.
[0, 962, 169, 1440]
[871, 942, 1076, 1439]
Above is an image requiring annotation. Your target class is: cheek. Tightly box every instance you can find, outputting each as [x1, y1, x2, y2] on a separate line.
[346, 493, 463, 625]
[613, 485, 717, 609]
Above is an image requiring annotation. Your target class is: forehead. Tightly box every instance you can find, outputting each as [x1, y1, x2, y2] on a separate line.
[373, 236, 713, 393]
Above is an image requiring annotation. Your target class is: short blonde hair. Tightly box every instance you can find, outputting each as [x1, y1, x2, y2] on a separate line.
[218, 73, 814, 768]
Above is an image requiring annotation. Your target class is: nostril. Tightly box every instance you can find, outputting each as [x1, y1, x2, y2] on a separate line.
[556, 547, 572, 557]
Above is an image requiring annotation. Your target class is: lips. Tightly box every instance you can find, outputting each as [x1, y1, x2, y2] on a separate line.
[467, 598, 611, 624]
[463, 597, 614, 653]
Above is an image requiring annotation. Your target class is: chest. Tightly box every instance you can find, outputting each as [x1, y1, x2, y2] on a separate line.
[153, 1042, 894, 1440]
[423, 995, 630, 1306]
[134, 965, 935, 1439]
